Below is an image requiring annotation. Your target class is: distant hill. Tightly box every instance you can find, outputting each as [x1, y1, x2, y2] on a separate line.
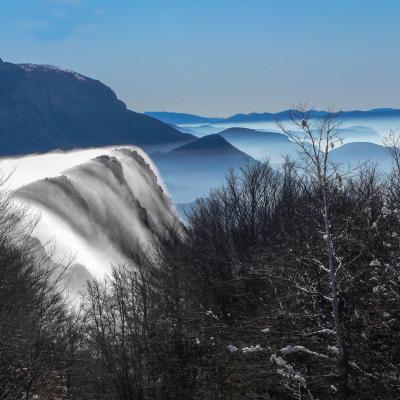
[0, 60, 195, 156]
[151, 135, 255, 202]
[171, 133, 249, 155]
[334, 126, 381, 143]
[215, 127, 297, 161]
[172, 124, 221, 137]
[330, 142, 392, 171]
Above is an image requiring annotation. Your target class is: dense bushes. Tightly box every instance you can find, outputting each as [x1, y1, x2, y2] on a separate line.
[71, 160, 400, 400]
[0, 189, 71, 399]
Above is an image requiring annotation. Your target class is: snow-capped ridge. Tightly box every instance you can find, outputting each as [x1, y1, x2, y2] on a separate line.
[19, 63, 88, 81]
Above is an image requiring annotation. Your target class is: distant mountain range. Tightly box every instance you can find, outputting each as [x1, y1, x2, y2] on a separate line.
[0, 60, 194, 156]
[146, 112, 224, 125]
[151, 132, 394, 203]
[146, 108, 400, 125]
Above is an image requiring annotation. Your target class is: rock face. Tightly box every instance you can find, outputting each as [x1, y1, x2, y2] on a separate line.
[0, 61, 194, 155]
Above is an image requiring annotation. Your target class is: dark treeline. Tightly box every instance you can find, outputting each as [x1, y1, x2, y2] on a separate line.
[2, 159, 400, 399]
[1, 114, 400, 399]
[0, 188, 70, 399]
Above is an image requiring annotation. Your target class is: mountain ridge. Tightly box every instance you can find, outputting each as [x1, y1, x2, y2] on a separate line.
[146, 108, 400, 125]
[0, 60, 195, 156]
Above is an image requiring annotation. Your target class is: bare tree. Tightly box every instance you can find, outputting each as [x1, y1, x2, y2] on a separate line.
[277, 105, 349, 398]
[0, 179, 71, 400]
[383, 129, 400, 206]
[383, 129, 400, 175]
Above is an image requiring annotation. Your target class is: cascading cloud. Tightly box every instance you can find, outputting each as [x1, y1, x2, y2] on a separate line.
[0, 146, 177, 295]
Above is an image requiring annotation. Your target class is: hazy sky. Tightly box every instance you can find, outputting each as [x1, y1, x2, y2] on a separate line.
[1, 0, 399, 116]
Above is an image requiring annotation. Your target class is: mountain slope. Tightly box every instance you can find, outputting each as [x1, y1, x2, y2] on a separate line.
[0, 60, 194, 155]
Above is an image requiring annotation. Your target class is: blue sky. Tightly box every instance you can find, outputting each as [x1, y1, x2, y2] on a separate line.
[1, 0, 399, 116]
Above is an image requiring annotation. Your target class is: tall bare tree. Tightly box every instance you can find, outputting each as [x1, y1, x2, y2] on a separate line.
[383, 129, 400, 205]
[277, 105, 349, 398]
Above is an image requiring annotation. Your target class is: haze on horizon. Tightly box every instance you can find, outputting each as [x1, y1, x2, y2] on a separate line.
[1, 0, 399, 117]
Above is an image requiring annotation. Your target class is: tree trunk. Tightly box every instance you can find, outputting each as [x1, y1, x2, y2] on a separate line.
[322, 191, 348, 399]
